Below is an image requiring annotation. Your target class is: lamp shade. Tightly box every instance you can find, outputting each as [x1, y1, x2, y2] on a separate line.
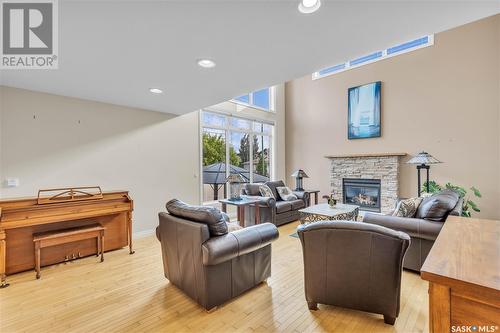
[291, 169, 309, 178]
[407, 152, 442, 165]
[226, 173, 246, 183]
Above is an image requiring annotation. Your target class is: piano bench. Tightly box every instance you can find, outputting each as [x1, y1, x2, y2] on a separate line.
[33, 224, 105, 279]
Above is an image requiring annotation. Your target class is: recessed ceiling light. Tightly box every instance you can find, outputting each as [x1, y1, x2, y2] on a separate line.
[149, 88, 163, 94]
[298, 0, 321, 14]
[197, 59, 216, 68]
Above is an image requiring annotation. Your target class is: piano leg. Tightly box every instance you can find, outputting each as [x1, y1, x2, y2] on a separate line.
[128, 213, 135, 255]
[0, 230, 9, 288]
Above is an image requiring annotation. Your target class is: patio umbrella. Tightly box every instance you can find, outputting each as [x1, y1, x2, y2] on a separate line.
[203, 162, 269, 200]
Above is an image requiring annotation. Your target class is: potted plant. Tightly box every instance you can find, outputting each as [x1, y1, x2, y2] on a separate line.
[322, 194, 337, 208]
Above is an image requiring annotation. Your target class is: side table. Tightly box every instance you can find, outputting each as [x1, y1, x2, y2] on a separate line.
[303, 190, 320, 206]
[219, 198, 261, 227]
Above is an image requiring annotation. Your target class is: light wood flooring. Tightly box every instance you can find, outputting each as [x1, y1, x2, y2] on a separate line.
[0, 221, 429, 333]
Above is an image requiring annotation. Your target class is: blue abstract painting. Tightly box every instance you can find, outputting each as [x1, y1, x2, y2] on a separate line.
[348, 81, 381, 139]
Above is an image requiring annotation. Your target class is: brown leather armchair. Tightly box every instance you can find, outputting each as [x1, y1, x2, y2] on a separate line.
[297, 221, 410, 325]
[156, 200, 279, 310]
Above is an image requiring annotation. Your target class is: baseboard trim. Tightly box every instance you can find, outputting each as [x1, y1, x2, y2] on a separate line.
[133, 228, 156, 239]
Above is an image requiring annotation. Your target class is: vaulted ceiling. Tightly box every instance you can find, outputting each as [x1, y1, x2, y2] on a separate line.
[1, 1, 498, 114]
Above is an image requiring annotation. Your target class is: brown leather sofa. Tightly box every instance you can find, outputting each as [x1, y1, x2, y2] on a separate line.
[241, 180, 310, 226]
[297, 221, 410, 325]
[363, 189, 463, 271]
[156, 199, 279, 310]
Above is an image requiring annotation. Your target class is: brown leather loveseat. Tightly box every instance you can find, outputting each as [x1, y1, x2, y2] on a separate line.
[156, 199, 279, 310]
[241, 180, 310, 226]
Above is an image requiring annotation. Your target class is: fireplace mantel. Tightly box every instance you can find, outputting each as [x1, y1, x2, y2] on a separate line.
[325, 152, 407, 159]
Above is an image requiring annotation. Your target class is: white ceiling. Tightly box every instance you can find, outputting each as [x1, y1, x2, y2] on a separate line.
[1, 1, 499, 115]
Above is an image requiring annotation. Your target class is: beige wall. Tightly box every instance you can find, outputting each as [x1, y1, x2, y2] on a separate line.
[285, 15, 500, 219]
[0, 86, 201, 233]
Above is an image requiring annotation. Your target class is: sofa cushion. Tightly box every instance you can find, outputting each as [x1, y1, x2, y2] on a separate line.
[276, 186, 298, 201]
[244, 183, 261, 196]
[259, 184, 275, 198]
[290, 199, 306, 210]
[276, 201, 292, 214]
[416, 189, 460, 222]
[166, 199, 228, 236]
[265, 180, 286, 201]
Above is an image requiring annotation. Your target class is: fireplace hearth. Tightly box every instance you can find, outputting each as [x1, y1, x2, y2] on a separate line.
[343, 178, 381, 212]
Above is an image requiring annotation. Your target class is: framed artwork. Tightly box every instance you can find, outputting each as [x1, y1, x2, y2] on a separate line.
[348, 81, 381, 139]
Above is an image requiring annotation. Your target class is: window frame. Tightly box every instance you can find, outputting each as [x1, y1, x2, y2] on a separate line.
[230, 86, 275, 112]
[200, 111, 274, 204]
[312, 35, 434, 80]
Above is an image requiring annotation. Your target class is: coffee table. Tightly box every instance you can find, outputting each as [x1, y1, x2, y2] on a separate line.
[299, 203, 359, 224]
[219, 197, 261, 227]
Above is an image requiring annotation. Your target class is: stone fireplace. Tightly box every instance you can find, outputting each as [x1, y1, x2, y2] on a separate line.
[326, 153, 406, 214]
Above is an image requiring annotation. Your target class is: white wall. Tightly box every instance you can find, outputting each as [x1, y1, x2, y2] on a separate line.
[0, 86, 201, 233]
[0, 85, 287, 233]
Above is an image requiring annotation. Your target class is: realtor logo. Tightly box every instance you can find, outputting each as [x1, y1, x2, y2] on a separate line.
[1, 0, 58, 69]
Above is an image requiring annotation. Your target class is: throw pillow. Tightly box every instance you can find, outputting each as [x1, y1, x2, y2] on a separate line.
[416, 189, 460, 222]
[259, 184, 275, 198]
[226, 222, 243, 232]
[276, 186, 298, 201]
[392, 197, 423, 217]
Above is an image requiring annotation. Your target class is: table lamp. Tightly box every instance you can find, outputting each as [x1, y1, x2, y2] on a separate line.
[226, 174, 246, 201]
[291, 169, 309, 192]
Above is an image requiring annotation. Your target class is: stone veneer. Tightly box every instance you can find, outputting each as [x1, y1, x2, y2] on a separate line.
[326, 153, 405, 214]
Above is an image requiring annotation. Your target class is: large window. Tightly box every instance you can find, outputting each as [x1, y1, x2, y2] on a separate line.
[201, 111, 274, 203]
[233, 87, 274, 111]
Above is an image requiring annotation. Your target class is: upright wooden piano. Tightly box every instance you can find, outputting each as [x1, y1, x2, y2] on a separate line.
[0, 187, 133, 287]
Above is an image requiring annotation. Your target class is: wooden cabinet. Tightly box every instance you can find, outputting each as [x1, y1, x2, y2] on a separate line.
[421, 216, 500, 332]
[0, 189, 133, 287]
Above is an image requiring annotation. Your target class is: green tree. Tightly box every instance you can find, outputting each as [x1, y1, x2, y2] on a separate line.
[239, 134, 259, 163]
[202, 133, 241, 167]
[256, 153, 268, 177]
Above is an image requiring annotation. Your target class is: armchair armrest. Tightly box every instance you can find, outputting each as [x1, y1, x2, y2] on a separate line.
[202, 223, 279, 266]
[293, 191, 310, 203]
[241, 195, 276, 208]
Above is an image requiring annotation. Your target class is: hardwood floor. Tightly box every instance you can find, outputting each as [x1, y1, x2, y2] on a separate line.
[0, 221, 429, 333]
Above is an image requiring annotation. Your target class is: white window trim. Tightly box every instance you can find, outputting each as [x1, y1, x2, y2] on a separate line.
[200, 110, 274, 204]
[230, 86, 275, 112]
[312, 35, 434, 80]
